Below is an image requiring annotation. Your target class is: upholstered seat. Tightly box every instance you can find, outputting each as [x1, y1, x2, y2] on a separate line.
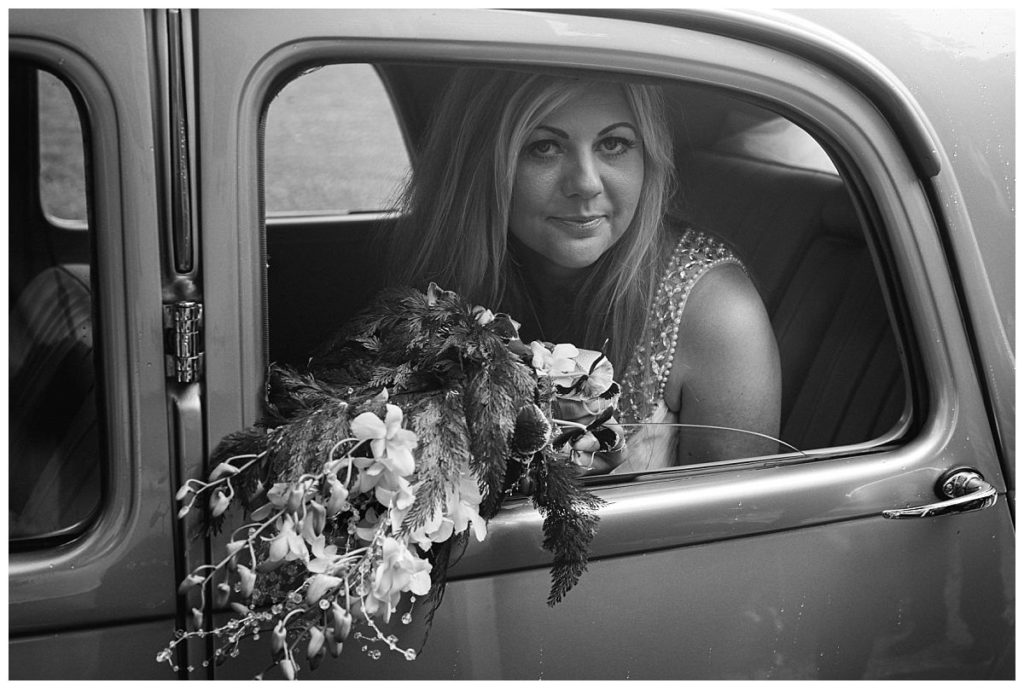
[9, 264, 101, 539]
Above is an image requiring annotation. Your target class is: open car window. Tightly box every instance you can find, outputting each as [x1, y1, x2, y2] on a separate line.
[264, 63, 410, 216]
[261, 61, 909, 472]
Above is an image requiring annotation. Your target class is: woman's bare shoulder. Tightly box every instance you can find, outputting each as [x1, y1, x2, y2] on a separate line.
[685, 262, 766, 337]
[664, 260, 779, 415]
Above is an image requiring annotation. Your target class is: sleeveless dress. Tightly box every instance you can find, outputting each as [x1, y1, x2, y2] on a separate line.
[612, 228, 742, 473]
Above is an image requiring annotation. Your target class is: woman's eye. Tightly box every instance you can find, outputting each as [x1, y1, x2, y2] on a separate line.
[526, 140, 560, 158]
[598, 136, 636, 156]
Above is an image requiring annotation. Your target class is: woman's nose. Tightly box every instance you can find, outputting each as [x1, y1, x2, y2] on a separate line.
[561, 151, 603, 199]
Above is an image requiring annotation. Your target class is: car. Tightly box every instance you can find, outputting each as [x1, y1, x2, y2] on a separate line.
[7, 8, 1014, 680]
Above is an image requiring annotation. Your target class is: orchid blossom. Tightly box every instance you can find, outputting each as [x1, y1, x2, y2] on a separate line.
[266, 514, 308, 565]
[529, 341, 580, 386]
[364, 537, 432, 622]
[350, 403, 418, 477]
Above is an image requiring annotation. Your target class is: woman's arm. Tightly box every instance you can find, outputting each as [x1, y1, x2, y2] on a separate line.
[666, 263, 782, 464]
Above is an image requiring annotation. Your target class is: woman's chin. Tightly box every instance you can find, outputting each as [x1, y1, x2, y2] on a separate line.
[512, 233, 617, 278]
[550, 243, 612, 271]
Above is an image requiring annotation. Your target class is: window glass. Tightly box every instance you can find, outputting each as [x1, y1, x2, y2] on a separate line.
[264, 63, 411, 214]
[38, 70, 88, 224]
[713, 112, 839, 174]
[9, 66, 102, 543]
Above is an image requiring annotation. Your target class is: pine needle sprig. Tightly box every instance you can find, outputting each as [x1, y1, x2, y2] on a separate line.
[461, 338, 539, 517]
[463, 365, 513, 519]
[263, 365, 352, 422]
[257, 398, 353, 484]
[532, 449, 607, 606]
[398, 390, 471, 535]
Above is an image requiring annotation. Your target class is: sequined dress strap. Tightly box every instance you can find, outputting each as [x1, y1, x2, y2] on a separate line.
[618, 229, 741, 430]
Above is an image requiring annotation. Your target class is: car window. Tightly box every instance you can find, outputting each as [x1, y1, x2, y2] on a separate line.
[669, 80, 906, 457]
[261, 63, 909, 469]
[264, 63, 410, 215]
[9, 64, 102, 544]
[38, 70, 88, 225]
[713, 112, 838, 175]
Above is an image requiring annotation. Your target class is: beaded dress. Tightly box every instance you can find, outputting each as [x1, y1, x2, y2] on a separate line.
[612, 228, 741, 473]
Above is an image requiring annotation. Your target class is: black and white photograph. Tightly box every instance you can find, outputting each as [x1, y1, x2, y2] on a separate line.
[6, 6, 1015, 681]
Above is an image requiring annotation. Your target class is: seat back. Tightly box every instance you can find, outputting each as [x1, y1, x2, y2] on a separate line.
[266, 218, 390, 366]
[9, 264, 101, 539]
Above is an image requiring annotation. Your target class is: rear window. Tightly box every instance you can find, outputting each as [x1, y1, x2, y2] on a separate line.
[9, 64, 102, 544]
[38, 69, 88, 224]
[264, 63, 411, 215]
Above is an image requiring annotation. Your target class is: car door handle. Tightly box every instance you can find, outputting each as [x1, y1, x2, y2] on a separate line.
[883, 468, 998, 519]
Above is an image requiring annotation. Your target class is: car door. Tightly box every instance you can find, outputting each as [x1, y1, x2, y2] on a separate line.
[8, 9, 207, 680]
[185, 9, 1012, 680]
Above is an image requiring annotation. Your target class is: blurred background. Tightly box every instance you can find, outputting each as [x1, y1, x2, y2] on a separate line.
[39, 63, 411, 225]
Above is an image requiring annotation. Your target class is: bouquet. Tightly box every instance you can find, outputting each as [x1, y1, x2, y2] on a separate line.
[158, 283, 623, 679]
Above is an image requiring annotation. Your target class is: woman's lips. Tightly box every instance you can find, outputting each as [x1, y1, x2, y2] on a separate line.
[550, 215, 606, 232]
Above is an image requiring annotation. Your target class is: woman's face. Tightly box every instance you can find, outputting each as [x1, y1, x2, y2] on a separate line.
[509, 83, 644, 278]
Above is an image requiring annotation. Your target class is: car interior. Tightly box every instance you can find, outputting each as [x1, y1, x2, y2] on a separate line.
[265, 62, 909, 459]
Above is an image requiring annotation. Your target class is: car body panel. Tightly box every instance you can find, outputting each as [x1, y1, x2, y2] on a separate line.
[793, 9, 1014, 340]
[212, 507, 1013, 680]
[6, 8, 1014, 680]
[8, 619, 175, 680]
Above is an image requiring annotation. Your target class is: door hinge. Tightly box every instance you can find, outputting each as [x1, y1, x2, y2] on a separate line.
[164, 300, 204, 383]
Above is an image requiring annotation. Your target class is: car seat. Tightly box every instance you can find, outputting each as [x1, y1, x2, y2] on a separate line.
[9, 264, 101, 540]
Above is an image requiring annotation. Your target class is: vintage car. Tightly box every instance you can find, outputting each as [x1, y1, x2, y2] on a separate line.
[8, 8, 1014, 680]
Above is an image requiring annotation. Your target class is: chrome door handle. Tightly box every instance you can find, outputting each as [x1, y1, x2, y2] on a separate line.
[883, 468, 997, 519]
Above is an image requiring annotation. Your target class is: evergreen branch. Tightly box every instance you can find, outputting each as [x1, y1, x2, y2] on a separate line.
[399, 390, 471, 535]
[532, 450, 607, 606]
[261, 399, 353, 484]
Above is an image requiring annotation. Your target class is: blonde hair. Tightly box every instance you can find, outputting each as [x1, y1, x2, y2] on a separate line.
[386, 67, 676, 370]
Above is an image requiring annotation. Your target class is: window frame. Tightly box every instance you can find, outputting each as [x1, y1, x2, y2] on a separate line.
[255, 59, 921, 462]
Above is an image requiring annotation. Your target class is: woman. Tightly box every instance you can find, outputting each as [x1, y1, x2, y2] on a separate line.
[385, 67, 781, 472]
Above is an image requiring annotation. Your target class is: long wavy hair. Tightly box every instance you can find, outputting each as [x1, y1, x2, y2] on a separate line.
[385, 67, 676, 371]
